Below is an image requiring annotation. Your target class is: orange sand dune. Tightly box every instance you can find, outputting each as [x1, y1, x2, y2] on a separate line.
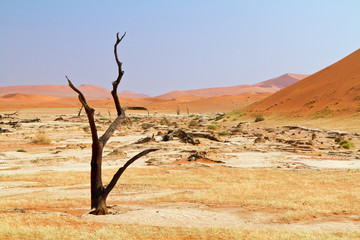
[0, 85, 149, 99]
[245, 49, 360, 117]
[254, 73, 308, 88]
[118, 91, 150, 99]
[0, 91, 270, 113]
[0, 72, 307, 113]
[149, 93, 272, 113]
[156, 73, 308, 99]
[174, 95, 206, 102]
[0, 85, 109, 99]
[0, 93, 61, 105]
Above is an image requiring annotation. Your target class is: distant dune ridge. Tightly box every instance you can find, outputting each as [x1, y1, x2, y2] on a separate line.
[0, 84, 149, 99]
[118, 91, 150, 99]
[0, 73, 307, 112]
[155, 73, 308, 99]
[244, 48, 360, 117]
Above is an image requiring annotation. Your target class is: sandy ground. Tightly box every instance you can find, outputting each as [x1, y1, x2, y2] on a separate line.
[1, 108, 360, 233]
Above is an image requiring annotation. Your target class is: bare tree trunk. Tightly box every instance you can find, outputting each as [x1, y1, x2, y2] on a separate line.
[66, 32, 158, 215]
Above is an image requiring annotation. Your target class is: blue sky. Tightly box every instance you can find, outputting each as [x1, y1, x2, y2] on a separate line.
[1, 0, 359, 96]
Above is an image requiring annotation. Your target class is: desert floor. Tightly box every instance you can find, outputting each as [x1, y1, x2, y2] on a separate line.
[0, 108, 360, 239]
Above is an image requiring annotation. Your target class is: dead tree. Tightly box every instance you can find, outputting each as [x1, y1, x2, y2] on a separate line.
[162, 129, 220, 145]
[124, 106, 150, 116]
[78, 106, 83, 116]
[4, 111, 18, 118]
[66, 32, 158, 215]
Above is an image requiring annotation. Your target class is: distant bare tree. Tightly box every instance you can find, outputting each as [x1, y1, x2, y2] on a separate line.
[66, 33, 158, 215]
[78, 106, 83, 116]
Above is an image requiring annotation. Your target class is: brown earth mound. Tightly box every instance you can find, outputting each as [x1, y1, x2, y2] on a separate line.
[243, 48, 360, 118]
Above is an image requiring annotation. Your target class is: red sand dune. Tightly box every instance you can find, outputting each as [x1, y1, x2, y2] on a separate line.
[118, 91, 150, 99]
[0, 91, 270, 113]
[174, 95, 206, 102]
[0, 93, 80, 108]
[0, 93, 60, 104]
[0, 85, 149, 99]
[0, 73, 307, 113]
[148, 93, 272, 113]
[245, 49, 360, 117]
[253, 73, 308, 88]
[0, 93, 167, 109]
[0, 85, 109, 99]
[155, 73, 308, 99]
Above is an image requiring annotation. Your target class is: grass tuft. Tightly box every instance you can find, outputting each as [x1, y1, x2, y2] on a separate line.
[340, 140, 355, 149]
[208, 125, 219, 130]
[31, 133, 51, 145]
[189, 120, 199, 127]
[99, 117, 110, 121]
[218, 131, 230, 136]
[254, 114, 265, 122]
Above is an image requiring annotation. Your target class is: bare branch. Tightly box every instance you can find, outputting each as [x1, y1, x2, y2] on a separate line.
[66, 76, 89, 107]
[67, 76, 99, 143]
[111, 32, 126, 116]
[103, 149, 159, 197]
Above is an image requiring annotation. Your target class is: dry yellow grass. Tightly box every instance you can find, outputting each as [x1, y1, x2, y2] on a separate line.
[0, 213, 359, 240]
[1, 166, 360, 239]
[116, 166, 360, 222]
[0, 171, 89, 187]
[0, 194, 88, 212]
[2, 166, 358, 222]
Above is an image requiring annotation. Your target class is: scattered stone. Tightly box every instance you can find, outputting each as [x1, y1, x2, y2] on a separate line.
[254, 136, 265, 144]
[142, 123, 155, 130]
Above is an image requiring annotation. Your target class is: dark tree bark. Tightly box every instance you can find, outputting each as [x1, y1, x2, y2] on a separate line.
[66, 32, 158, 215]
